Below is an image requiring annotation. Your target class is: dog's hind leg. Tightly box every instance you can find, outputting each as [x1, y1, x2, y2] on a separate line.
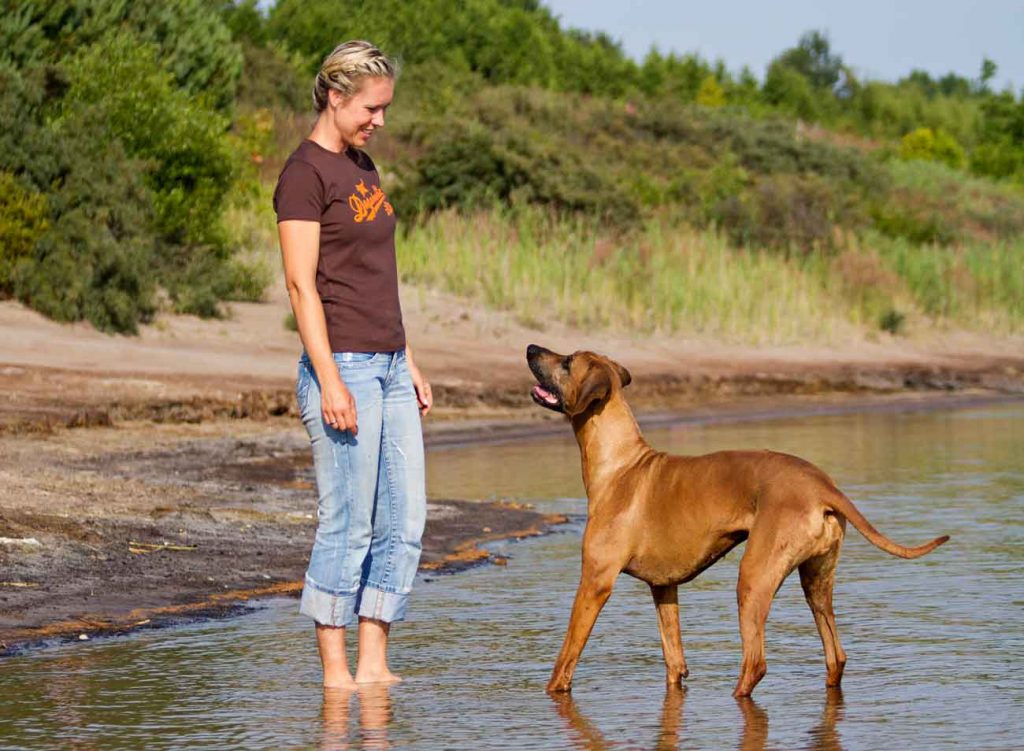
[799, 543, 847, 688]
[651, 584, 689, 685]
[734, 524, 801, 698]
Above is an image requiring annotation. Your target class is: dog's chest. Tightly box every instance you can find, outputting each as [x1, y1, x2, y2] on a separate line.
[623, 531, 747, 586]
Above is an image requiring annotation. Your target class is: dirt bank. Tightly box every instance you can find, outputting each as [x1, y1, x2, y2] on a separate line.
[0, 418, 566, 654]
[2, 290, 1023, 434]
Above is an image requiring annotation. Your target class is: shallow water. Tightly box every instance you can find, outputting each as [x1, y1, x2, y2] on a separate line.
[2, 402, 1022, 750]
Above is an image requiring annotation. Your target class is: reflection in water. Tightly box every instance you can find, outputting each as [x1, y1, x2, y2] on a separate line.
[321, 688, 353, 751]
[41, 652, 103, 751]
[551, 690, 615, 750]
[553, 687, 846, 751]
[357, 684, 393, 749]
[807, 688, 846, 751]
[736, 698, 769, 751]
[2, 404, 1019, 750]
[656, 686, 686, 751]
[320, 685, 393, 750]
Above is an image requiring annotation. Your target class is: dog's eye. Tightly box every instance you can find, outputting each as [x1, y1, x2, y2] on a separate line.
[561, 357, 572, 371]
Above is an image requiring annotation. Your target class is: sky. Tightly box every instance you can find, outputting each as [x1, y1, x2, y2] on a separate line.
[541, 0, 1024, 92]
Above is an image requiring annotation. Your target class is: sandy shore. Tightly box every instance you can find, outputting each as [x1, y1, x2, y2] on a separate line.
[1, 290, 1022, 653]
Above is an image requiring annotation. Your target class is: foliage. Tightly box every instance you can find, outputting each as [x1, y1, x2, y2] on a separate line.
[14, 110, 159, 333]
[695, 76, 726, 108]
[970, 90, 1024, 182]
[398, 208, 1024, 342]
[773, 31, 847, 92]
[898, 127, 966, 169]
[391, 86, 884, 252]
[1, 0, 243, 111]
[872, 160, 1024, 244]
[0, 5, 257, 332]
[235, 41, 309, 111]
[5, 1, 1023, 339]
[61, 33, 236, 249]
[0, 171, 49, 295]
[266, 0, 636, 95]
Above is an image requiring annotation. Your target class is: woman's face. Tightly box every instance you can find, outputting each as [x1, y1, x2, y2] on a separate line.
[329, 76, 394, 149]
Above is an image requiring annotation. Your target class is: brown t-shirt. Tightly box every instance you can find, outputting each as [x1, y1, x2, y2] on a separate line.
[273, 140, 406, 353]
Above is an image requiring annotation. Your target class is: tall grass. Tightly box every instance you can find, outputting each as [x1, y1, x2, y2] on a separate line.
[869, 231, 1024, 328]
[397, 207, 1024, 343]
[399, 209, 846, 343]
[222, 180, 279, 302]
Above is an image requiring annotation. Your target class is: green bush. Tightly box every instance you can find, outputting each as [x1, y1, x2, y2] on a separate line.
[762, 62, 823, 121]
[899, 127, 966, 169]
[55, 31, 257, 317]
[1, 0, 242, 111]
[392, 87, 639, 222]
[874, 160, 1024, 244]
[15, 125, 159, 334]
[235, 42, 309, 111]
[61, 33, 235, 248]
[0, 25, 259, 332]
[0, 171, 48, 295]
[713, 173, 839, 253]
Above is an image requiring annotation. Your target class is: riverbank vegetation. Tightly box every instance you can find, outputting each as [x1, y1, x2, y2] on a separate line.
[1, 0, 1021, 341]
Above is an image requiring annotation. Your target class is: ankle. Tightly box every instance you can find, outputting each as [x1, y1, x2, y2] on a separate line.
[355, 666, 401, 684]
[323, 666, 357, 688]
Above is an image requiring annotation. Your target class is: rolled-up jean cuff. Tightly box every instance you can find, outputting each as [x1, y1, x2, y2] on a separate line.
[299, 579, 358, 627]
[356, 586, 410, 623]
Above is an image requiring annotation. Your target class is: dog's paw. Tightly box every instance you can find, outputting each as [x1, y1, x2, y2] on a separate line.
[546, 679, 572, 693]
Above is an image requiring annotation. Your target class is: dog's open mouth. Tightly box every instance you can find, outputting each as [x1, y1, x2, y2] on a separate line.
[531, 383, 563, 411]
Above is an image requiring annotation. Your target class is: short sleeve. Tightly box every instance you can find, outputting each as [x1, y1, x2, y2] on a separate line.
[273, 160, 325, 222]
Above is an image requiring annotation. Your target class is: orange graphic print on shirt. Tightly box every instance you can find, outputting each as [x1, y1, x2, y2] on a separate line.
[348, 179, 394, 223]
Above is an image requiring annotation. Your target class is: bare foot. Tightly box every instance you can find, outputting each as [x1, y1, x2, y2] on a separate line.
[324, 672, 358, 690]
[354, 669, 402, 685]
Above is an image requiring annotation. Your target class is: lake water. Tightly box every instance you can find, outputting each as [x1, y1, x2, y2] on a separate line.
[2, 402, 1022, 750]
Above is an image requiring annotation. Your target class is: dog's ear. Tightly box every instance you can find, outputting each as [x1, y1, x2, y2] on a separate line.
[614, 361, 631, 388]
[567, 364, 612, 417]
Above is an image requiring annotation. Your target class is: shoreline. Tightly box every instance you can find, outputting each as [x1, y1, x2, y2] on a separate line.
[2, 292, 1022, 655]
[2, 386, 1020, 656]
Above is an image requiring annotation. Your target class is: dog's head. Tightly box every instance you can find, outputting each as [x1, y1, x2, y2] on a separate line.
[526, 344, 631, 418]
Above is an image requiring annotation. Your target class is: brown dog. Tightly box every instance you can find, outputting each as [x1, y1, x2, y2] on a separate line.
[527, 344, 950, 697]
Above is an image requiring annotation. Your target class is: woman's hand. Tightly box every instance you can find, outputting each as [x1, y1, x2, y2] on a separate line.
[321, 373, 358, 435]
[406, 348, 432, 417]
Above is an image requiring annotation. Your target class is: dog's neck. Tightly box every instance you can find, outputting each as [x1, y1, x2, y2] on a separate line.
[572, 392, 650, 495]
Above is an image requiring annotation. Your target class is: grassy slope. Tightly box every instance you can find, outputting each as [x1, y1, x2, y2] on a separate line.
[235, 85, 1023, 345]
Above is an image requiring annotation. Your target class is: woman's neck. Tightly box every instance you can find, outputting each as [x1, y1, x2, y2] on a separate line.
[308, 115, 348, 154]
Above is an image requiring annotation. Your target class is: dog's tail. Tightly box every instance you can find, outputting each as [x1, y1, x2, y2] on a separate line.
[827, 490, 950, 559]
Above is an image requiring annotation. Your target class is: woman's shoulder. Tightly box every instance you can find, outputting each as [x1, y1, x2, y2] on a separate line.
[282, 140, 324, 170]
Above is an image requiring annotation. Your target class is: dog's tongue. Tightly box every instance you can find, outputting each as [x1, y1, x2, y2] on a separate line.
[532, 385, 559, 405]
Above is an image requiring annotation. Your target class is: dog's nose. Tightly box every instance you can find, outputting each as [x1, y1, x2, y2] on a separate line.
[527, 344, 544, 359]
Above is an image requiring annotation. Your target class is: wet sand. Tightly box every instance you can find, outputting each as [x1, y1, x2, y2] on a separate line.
[0, 416, 568, 654]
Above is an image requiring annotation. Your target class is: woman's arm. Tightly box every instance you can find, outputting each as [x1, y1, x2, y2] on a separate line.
[404, 344, 432, 416]
[279, 220, 358, 434]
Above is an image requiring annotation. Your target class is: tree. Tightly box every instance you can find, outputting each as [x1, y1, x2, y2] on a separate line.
[774, 30, 844, 92]
[979, 58, 998, 93]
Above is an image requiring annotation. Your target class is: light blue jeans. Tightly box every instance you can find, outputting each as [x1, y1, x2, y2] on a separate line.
[296, 350, 426, 626]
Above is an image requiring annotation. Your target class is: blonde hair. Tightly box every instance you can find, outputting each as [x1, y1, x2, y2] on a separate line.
[313, 40, 399, 112]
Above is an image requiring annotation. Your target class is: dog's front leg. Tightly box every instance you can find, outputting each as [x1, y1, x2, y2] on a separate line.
[547, 559, 619, 693]
[651, 584, 689, 685]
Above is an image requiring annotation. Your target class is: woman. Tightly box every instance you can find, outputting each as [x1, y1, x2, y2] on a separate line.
[274, 40, 431, 688]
